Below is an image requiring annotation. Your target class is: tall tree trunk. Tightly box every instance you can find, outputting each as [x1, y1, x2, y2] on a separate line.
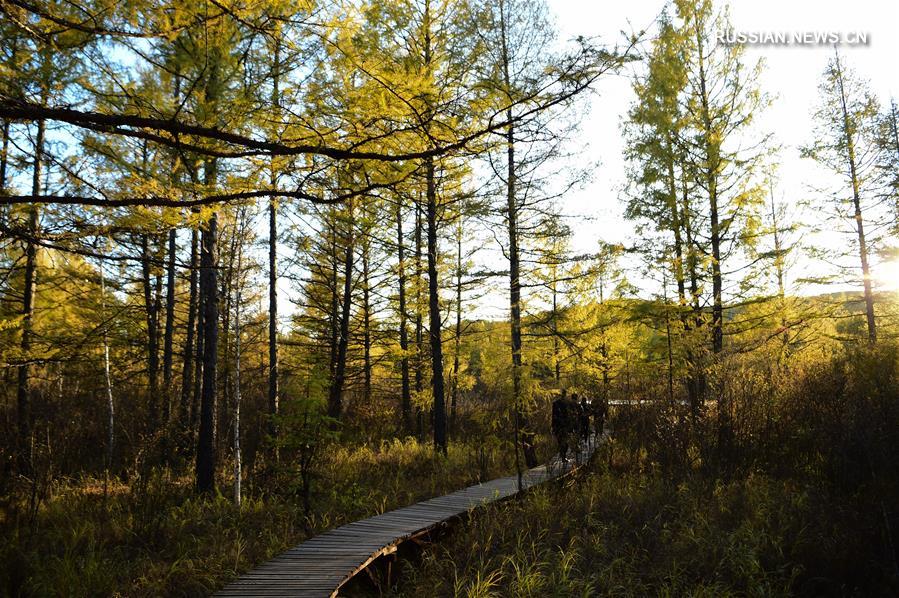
[505, 121, 535, 470]
[268, 198, 280, 442]
[141, 235, 161, 431]
[769, 182, 789, 350]
[18, 117, 44, 472]
[682, 173, 705, 422]
[0, 117, 8, 230]
[329, 219, 339, 377]
[664, 274, 675, 404]
[683, 179, 702, 321]
[666, 144, 688, 309]
[181, 226, 199, 444]
[697, 29, 730, 455]
[233, 210, 245, 506]
[598, 280, 610, 399]
[396, 196, 413, 433]
[499, 0, 536, 471]
[414, 197, 425, 440]
[425, 156, 447, 454]
[220, 225, 237, 460]
[0, 37, 16, 219]
[0, 118, 9, 193]
[196, 212, 219, 493]
[199, 159, 219, 451]
[362, 224, 372, 404]
[770, 189, 786, 301]
[268, 41, 281, 444]
[450, 222, 462, 437]
[552, 279, 560, 383]
[835, 54, 876, 344]
[100, 261, 115, 471]
[328, 201, 354, 420]
[191, 257, 205, 441]
[421, 0, 447, 454]
[709, 191, 723, 354]
[162, 229, 176, 426]
[696, 38, 723, 355]
[161, 72, 180, 433]
[669, 155, 701, 414]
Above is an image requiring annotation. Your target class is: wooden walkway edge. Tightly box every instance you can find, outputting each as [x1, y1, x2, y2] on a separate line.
[216, 436, 601, 598]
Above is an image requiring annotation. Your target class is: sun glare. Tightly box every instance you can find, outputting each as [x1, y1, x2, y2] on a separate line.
[875, 259, 899, 292]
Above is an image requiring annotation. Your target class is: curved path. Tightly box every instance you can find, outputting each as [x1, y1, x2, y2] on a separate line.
[216, 436, 600, 598]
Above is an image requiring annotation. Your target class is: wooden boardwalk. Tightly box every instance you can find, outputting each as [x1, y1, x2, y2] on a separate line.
[216, 436, 600, 598]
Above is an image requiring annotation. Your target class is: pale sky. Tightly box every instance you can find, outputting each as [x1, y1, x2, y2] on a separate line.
[547, 0, 899, 300]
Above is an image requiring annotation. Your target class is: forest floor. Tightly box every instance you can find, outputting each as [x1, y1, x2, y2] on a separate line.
[393, 443, 899, 597]
[1, 436, 538, 597]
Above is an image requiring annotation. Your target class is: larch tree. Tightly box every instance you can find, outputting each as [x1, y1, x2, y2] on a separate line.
[802, 50, 883, 345]
[623, 10, 701, 409]
[477, 0, 626, 469]
[353, 0, 490, 452]
[6, 11, 87, 471]
[676, 0, 771, 356]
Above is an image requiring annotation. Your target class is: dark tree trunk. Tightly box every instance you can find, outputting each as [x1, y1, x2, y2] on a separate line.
[328, 202, 354, 420]
[505, 119, 536, 470]
[599, 277, 610, 396]
[414, 198, 425, 440]
[162, 228, 176, 425]
[422, 0, 446, 453]
[180, 227, 199, 442]
[196, 212, 219, 493]
[835, 56, 877, 344]
[0, 119, 9, 192]
[268, 42, 281, 439]
[450, 226, 462, 437]
[682, 177, 705, 421]
[396, 197, 413, 433]
[329, 219, 339, 378]
[141, 235, 161, 431]
[692, 26, 723, 356]
[498, 2, 536, 471]
[666, 146, 688, 310]
[220, 226, 237, 458]
[191, 266, 205, 439]
[696, 32, 729, 454]
[162, 72, 180, 432]
[769, 182, 789, 350]
[0, 37, 16, 220]
[668, 153, 700, 415]
[709, 189, 723, 354]
[425, 156, 447, 454]
[362, 225, 372, 404]
[552, 282, 560, 383]
[683, 180, 702, 321]
[17, 116, 43, 472]
[268, 198, 280, 440]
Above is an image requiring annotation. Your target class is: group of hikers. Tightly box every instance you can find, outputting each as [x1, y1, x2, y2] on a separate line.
[551, 390, 607, 461]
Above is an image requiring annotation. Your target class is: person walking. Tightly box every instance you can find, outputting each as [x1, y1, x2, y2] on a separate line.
[579, 396, 591, 444]
[551, 391, 571, 461]
[569, 393, 583, 460]
[592, 395, 608, 437]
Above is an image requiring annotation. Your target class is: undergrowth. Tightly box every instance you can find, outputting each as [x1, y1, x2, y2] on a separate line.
[395, 347, 899, 597]
[397, 465, 898, 597]
[1, 437, 512, 597]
